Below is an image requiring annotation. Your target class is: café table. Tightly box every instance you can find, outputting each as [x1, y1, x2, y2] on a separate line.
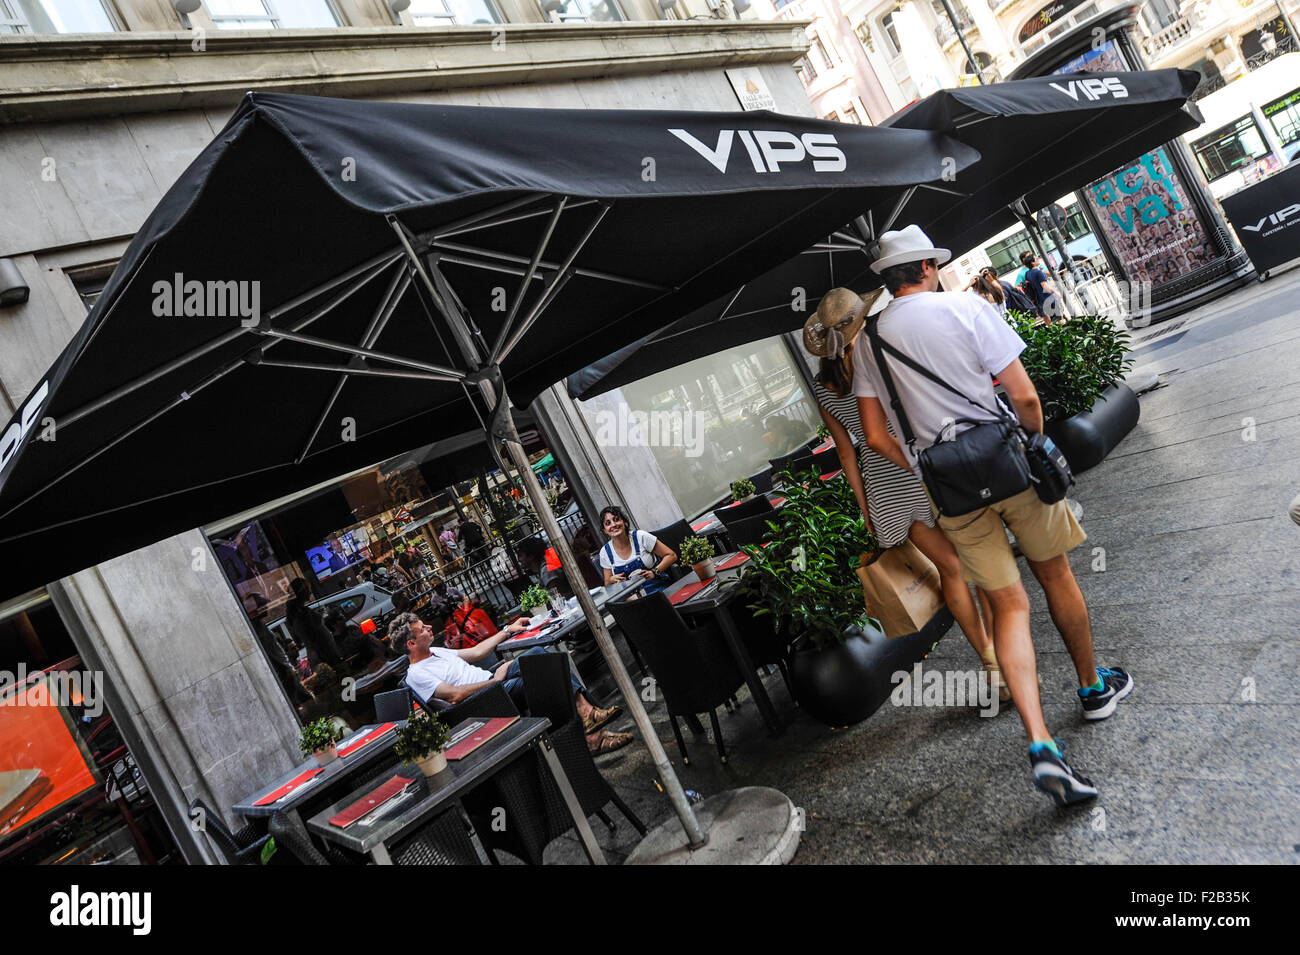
[496, 578, 646, 655]
[307, 716, 605, 865]
[660, 553, 783, 736]
[233, 721, 405, 830]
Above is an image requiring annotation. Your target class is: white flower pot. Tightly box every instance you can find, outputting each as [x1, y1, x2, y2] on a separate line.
[415, 750, 447, 777]
[312, 744, 338, 766]
[692, 558, 716, 580]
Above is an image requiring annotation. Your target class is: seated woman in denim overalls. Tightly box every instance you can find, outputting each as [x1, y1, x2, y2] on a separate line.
[597, 506, 677, 595]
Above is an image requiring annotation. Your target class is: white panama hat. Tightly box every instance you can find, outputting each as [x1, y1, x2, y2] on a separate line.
[869, 224, 951, 274]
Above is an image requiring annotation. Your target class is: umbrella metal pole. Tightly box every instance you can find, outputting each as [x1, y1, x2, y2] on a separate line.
[494, 407, 708, 849]
[388, 216, 707, 848]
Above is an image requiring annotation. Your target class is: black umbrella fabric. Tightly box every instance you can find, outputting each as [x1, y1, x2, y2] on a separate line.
[566, 69, 1202, 399]
[0, 92, 978, 600]
[880, 68, 1204, 262]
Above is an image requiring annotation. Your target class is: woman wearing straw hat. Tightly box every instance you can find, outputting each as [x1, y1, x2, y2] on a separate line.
[802, 289, 1007, 701]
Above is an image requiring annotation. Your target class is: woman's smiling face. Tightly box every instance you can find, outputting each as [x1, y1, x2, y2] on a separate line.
[602, 511, 626, 538]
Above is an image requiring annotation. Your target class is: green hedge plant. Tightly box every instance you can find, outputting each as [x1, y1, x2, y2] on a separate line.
[738, 468, 877, 651]
[298, 717, 343, 757]
[678, 535, 715, 566]
[393, 710, 451, 764]
[730, 478, 756, 501]
[1007, 311, 1133, 422]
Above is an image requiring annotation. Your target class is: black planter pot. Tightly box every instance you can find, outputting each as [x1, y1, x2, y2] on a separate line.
[789, 608, 954, 728]
[1046, 382, 1140, 474]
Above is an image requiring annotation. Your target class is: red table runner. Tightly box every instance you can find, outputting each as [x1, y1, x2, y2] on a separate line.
[254, 767, 323, 806]
[444, 716, 520, 760]
[329, 774, 414, 828]
[337, 722, 396, 758]
[691, 517, 715, 532]
[716, 552, 750, 571]
[669, 579, 718, 606]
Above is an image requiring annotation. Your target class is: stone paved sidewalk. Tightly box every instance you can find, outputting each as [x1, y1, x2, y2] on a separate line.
[541, 268, 1300, 864]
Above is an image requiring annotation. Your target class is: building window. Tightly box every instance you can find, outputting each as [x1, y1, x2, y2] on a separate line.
[797, 54, 818, 85]
[880, 12, 900, 56]
[810, 34, 834, 71]
[826, 110, 840, 122]
[0, 0, 117, 33]
[547, 0, 624, 21]
[1192, 116, 1271, 182]
[409, 0, 501, 23]
[843, 102, 860, 124]
[205, 0, 340, 30]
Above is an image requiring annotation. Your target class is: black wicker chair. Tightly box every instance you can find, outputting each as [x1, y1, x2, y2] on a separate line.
[769, 449, 815, 479]
[387, 807, 483, 865]
[519, 652, 646, 837]
[648, 518, 692, 557]
[189, 797, 270, 865]
[267, 810, 366, 866]
[721, 509, 782, 548]
[720, 494, 774, 524]
[608, 592, 745, 764]
[748, 468, 774, 493]
[811, 447, 841, 477]
[374, 687, 413, 722]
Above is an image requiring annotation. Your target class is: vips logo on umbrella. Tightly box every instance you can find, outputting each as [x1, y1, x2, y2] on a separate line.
[151, 273, 261, 327]
[0, 378, 50, 478]
[1048, 77, 1129, 101]
[668, 128, 846, 174]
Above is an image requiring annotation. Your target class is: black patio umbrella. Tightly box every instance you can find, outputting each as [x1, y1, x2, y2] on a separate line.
[566, 69, 1203, 400]
[0, 91, 977, 855]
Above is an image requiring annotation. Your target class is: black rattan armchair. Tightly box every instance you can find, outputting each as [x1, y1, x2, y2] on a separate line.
[189, 797, 271, 865]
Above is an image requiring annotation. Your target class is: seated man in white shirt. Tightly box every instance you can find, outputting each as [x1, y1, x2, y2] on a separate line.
[387, 612, 632, 755]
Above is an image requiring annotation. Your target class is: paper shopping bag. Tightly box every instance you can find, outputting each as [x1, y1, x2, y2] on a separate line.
[856, 540, 944, 638]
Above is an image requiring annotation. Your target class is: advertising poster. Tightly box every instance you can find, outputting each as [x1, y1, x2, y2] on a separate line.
[1056, 41, 1218, 288]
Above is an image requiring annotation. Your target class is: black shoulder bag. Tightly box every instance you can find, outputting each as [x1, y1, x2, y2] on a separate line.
[863, 316, 1072, 517]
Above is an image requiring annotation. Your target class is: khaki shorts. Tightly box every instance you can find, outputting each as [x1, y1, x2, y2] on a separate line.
[936, 487, 1086, 592]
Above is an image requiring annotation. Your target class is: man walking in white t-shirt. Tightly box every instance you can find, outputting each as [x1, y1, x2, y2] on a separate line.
[839, 224, 1133, 806]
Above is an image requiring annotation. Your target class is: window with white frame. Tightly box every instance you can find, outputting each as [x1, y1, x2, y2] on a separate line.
[409, 0, 501, 24]
[0, 0, 117, 33]
[842, 102, 860, 124]
[547, 0, 624, 22]
[879, 12, 900, 57]
[205, 0, 340, 30]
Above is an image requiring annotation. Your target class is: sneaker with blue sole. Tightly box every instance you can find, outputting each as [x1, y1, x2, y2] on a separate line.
[1030, 746, 1099, 806]
[1079, 666, 1134, 720]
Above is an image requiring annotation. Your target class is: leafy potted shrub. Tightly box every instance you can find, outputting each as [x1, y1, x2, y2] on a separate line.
[739, 469, 941, 727]
[1008, 311, 1138, 472]
[519, 584, 550, 623]
[730, 478, 756, 502]
[299, 717, 344, 766]
[393, 710, 452, 777]
[679, 535, 716, 580]
[815, 422, 830, 441]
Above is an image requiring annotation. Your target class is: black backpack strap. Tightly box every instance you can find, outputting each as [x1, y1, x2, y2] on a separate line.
[864, 315, 1008, 425]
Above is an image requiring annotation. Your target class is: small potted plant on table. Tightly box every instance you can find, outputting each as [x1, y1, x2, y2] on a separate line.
[730, 478, 756, 503]
[519, 584, 550, 624]
[679, 535, 716, 580]
[299, 717, 344, 766]
[394, 710, 452, 777]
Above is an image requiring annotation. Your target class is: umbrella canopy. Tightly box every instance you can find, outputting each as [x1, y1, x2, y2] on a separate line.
[567, 69, 1202, 399]
[0, 92, 977, 600]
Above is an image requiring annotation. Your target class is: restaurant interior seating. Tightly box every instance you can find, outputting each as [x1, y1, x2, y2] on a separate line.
[749, 468, 775, 493]
[189, 797, 271, 865]
[769, 448, 815, 479]
[520, 652, 646, 837]
[607, 592, 744, 764]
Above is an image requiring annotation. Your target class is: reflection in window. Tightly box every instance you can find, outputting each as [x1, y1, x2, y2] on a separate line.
[409, 0, 500, 24]
[550, 0, 623, 22]
[1192, 116, 1269, 182]
[206, 0, 339, 29]
[605, 338, 817, 519]
[0, 0, 115, 33]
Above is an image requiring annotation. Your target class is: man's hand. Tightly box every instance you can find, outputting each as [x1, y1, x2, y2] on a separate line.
[492, 661, 511, 681]
[505, 618, 529, 634]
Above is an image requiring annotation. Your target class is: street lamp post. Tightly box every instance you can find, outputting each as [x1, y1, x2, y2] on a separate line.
[934, 0, 987, 84]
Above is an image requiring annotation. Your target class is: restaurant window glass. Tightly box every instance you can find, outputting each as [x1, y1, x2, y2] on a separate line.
[205, 0, 340, 29]
[1192, 116, 1270, 182]
[0, 592, 181, 865]
[551, 0, 623, 22]
[595, 338, 817, 520]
